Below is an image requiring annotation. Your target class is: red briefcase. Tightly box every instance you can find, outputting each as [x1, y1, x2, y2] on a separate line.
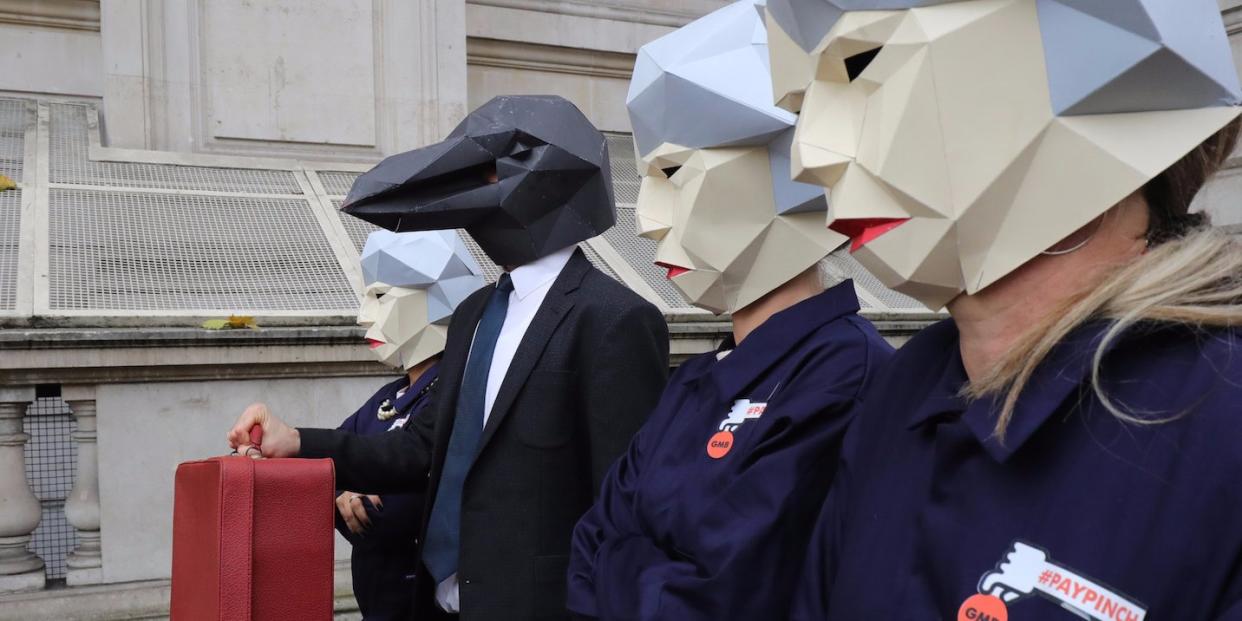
[170, 454, 335, 620]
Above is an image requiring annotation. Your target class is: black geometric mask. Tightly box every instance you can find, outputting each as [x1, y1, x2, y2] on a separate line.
[342, 95, 616, 266]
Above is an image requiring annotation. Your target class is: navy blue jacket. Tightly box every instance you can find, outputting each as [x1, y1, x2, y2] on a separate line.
[568, 282, 893, 621]
[794, 320, 1242, 621]
[336, 364, 438, 621]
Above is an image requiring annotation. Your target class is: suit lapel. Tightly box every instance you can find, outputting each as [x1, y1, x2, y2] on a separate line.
[433, 290, 489, 452]
[473, 251, 589, 457]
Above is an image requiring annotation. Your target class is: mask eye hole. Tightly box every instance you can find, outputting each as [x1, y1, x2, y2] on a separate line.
[374, 291, 386, 300]
[661, 166, 682, 179]
[844, 47, 881, 82]
[509, 136, 545, 161]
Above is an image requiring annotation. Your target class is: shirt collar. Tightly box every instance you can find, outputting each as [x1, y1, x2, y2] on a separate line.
[506, 245, 577, 301]
[682, 280, 862, 399]
[905, 320, 1109, 463]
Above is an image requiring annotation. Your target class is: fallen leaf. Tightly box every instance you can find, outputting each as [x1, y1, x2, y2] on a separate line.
[202, 315, 260, 330]
[0, 174, 15, 191]
[227, 315, 259, 330]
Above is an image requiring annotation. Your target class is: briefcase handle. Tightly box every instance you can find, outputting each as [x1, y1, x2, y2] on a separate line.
[231, 425, 265, 458]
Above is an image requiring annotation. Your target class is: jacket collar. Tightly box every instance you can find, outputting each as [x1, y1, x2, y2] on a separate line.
[905, 320, 1108, 463]
[682, 280, 861, 400]
[393, 361, 440, 414]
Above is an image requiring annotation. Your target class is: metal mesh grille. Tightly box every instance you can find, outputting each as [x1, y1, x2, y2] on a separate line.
[50, 104, 302, 195]
[24, 397, 78, 581]
[319, 171, 358, 197]
[336, 200, 375, 253]
[0, 189, 19, 311]
[823, 252, 925, 311]
[0, 98, 25, 182]
[49, 189, 358, 311]
[25, 103, 925, 317]
[0, 99, 23, 311]
[581, 242, 621, 282]
[458, 234, 506, 283]
[604, 206, 688, 308]
[606, 134, 641, 206]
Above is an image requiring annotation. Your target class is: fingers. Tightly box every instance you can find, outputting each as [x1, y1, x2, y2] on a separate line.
[981, 577, 1022, 603]
[336, 493, 364, 534]
[226, 404, 299, 458]
[228, 403, 270, 449]
[335, 493, 374, 534]
[351, 495, 373, 530]
[366, 495, 383, 510]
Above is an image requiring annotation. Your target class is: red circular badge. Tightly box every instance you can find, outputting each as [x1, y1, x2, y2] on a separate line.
[707, 431, 734, 459]
[957, 594, 1007, 621]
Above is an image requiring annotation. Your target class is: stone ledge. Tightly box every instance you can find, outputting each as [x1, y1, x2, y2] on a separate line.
[0, 326, 371, 350]
[0, 571, 360, 620]
[0, 315, 934, 385]
[0, 571, 45, 595]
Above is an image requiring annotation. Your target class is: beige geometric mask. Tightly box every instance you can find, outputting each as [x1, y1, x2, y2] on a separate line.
[358, 230, 485, 370]
[358, 283, 444, 371]
[629, 0, 847, 314]
[767, 0, 1242, 308]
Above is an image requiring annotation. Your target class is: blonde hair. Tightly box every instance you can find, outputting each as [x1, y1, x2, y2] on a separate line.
[968, 119, 1242, 441]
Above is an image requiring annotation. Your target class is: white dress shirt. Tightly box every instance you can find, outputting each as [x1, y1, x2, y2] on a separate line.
[436, 244, 577, 613]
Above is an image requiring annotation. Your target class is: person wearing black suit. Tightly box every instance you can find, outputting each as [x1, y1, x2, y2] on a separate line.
[228, 96, 670, 621]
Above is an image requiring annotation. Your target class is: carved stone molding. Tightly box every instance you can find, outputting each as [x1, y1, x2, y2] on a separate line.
[1223, 5, 1242, 35]
[467, 37, 634, 79]
[0, 0, 100, 32]
[467, 0, 722, 28]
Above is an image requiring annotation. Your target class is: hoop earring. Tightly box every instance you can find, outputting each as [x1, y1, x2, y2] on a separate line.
[1042, 216, 1103, 256]
[1040, 234, 1094, 256]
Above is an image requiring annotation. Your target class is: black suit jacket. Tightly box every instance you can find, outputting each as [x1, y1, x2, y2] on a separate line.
[300, 250, 670, 620]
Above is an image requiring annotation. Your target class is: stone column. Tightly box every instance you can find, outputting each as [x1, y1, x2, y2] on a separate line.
[63, 386, 102, 586]
[0, 387, 44, 593]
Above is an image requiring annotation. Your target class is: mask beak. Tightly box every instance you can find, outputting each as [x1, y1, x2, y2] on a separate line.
[341, 135, 506, 232]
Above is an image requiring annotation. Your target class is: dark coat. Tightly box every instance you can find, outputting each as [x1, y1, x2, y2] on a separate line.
[794, 320, 1242, 621]
[300, 249, 670, 621]
[335, 366, 439, 621]
[567, 282, 893, 621]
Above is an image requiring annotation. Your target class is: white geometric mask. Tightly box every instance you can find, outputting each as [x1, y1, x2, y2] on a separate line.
[767, 0, 1242, 308]
[628, 0, 846, 314]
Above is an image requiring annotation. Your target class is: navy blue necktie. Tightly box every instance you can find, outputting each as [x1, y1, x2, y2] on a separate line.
[423, 273, 513, 582]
